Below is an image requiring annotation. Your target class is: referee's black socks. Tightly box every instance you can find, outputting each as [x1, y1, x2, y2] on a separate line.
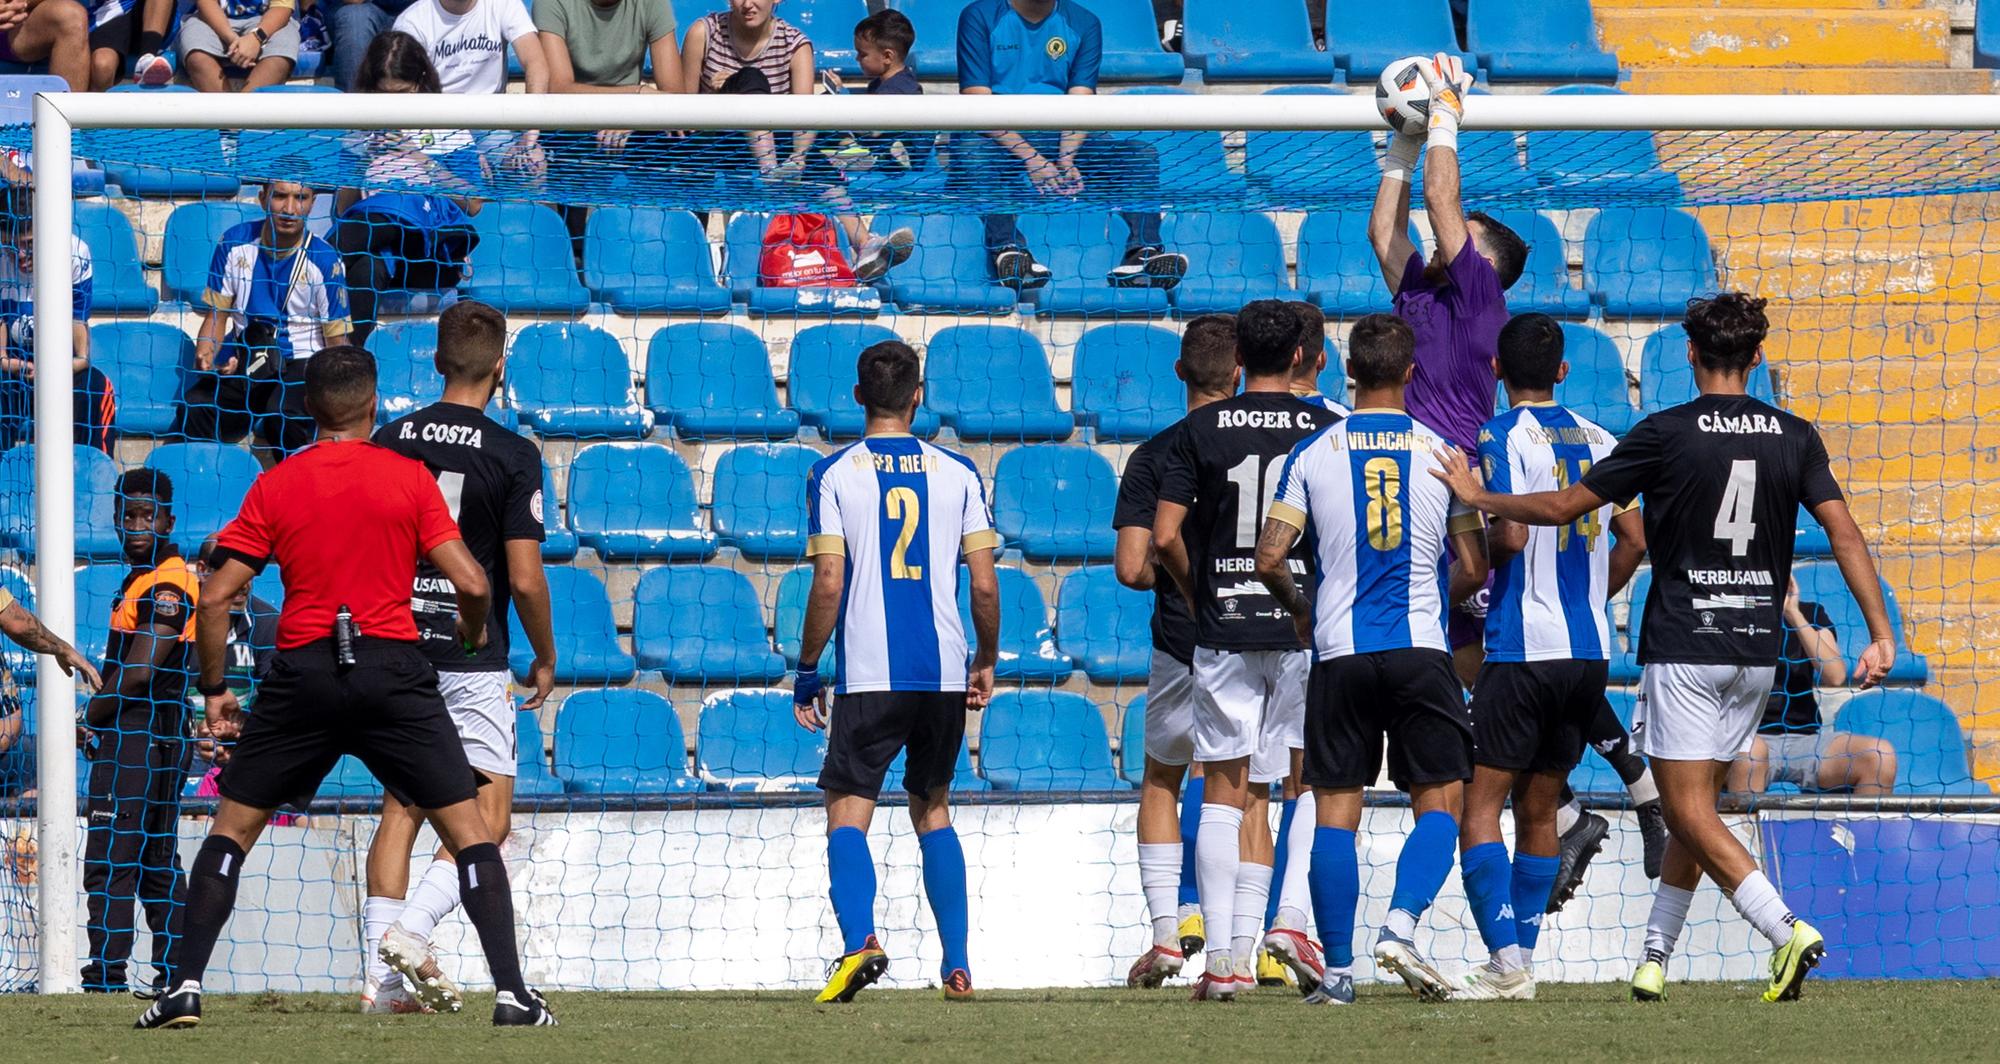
[175, 835, 247, 987]
[456, 842, 530, 999]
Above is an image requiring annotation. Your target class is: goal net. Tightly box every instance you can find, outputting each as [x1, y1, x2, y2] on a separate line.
[3, 90, 1998, 995]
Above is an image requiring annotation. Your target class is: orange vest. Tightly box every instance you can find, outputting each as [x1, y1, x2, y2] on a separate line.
[111, 553, 201, 642]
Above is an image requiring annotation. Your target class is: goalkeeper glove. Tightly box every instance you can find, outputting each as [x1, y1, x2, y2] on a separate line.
[1419, 53, 1473, 153]
[1380, 131, 1422, 184]
[793, 664, 824, 707]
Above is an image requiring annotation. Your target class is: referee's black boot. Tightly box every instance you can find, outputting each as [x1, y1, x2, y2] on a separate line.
[134, 980, 202, 1029]
[493, 988, 557, 1027]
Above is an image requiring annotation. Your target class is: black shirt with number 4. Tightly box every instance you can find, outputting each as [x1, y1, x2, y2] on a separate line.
[1112, 422, 1196, 665]
[1157, 391, 1333, 652]
[1581, 394, 1841, 667]
[375, 401, 546, 672]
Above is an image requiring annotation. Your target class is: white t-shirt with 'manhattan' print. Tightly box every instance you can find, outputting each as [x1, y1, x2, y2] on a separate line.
[393, 0, 537, 95]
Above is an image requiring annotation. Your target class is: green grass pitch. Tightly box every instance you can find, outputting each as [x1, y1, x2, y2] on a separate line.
[5, 982, 1995, 1064]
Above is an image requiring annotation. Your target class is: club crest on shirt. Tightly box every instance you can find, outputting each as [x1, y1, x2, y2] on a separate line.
[530, 489, 544, 523]
[1046, 36, 1067, 60]
[151, 587, 184, 619]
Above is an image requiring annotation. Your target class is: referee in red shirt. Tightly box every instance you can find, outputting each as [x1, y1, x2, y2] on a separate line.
[134, 346, 554, 1030]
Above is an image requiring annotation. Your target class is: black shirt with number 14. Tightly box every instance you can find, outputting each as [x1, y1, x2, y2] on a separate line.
[1157, 391, 1335, 651]
[1580, 393, 1841, 668]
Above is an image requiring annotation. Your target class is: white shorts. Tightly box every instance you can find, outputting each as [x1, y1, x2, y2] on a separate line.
[1633, 663, 1776, 763]
[438, 670, 517, 779]
[1143, 650, 1196, 767]
[1191, 647, 1309, 783]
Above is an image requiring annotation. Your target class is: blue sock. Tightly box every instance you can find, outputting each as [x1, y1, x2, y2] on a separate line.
[1308, 826, 1358, 968]
[1388, 811, 1460, 922]
[1265, 797, 1298, 928]
[827, 826, 876, 953]
[919, 826, 970, 979]
[1512, 853, 1561, 953]
[1177, 776, 1204, 906]
[1461, 841, 1519, 955]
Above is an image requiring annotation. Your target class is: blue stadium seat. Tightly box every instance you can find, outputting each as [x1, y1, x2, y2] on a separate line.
[993, 445, 1117, 562]
[554, 689, 701, 794]
[773, 565, 838, 680]
[1411, 127, 1542, 201]
[0, 77, 105, 194]
[512, 708, 566, 797]
[1245, 89, 1378, 199]
[145, 442, 260, 556]
[1584, 207, 1717, 316]
[88, 322, 188, 437]
[1071, 323, 1183, 440]
[74, 563, 127, 669]
[924, 326, 1074, 441]
[644, 324, 800, 440]
[958, 565, 1074, 682]
[887, 0, 961, 79]
[721, 212, 882, 317]
[508, 566, 637, 684]
[1982, 0, 2000, 68]
[711, 443, 821, 561]
[1166, 211, 1298, 313]
[1480, 208, 1591, 318]
[508, 323, 655, 438]
[1324, 0, 1478, 80]
[1094, 0, 1185, 80]
[1017, 213, 1169, 318]
[0, 444, 121, 560]
[787, 323, 942, 439]
[95, 88, 239, 198]
[1636, 324, 1776, 414]
[1550, 322, 1637, 436]
[876, 213, 1019, 314]
[783, 0, 867, 75]
[1119, 694, 1147, 786]
[1607, 567, 1646, 683]
[1834, 690, 1985, 795]
[1791, 561, 1929, 685]
[1525, 85, 1680, 203]
[632, 565, 786, 684]
[319, 755, 381, 799]
[540, 462, 578, 561]
[979, 690, 1122, 791]
[1055, 565, 1152, 683]
[1115, 89, 1245, 196]
[73, 202, 157, 312]
[249, 83, 339, 93]
[1182, 0, 1326, 80]
[462, 202, 592, 312]
[368, 322, 443, 423]
[1298, 210, 1413, 317]
[161, 200, 263, 303]
[566, 442, 716, 561]
[1568, 689, 1636, 794]
[880, 736, 987, 795]
[1467, 0, 1619, 81]
[698, 689, 828, 791]
[671, 0, 722, 35]
[1317, 359, 1350, 406]
[1794, 506, 1831, 558]
[583, 207, 732, 313]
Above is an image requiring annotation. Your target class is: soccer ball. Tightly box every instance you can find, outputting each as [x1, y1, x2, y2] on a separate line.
[1376, 56, 1434, 136]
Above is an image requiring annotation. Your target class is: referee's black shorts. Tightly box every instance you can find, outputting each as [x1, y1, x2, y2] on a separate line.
[216, 638, 479, 811]
[1470, 659, 1612, 775]
[817, 690, 967, 802]
[1302, 648, 1472, 792]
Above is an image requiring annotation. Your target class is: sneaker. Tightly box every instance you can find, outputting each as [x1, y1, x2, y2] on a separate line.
[1302, 971, 1354, 1005]
[1255, 948, 1291, 988]
[1630, 959, 1667, 1002]
[990, 247, 1050, 291]
[1106, 245, 1188, 289]
[134, 980, 201, 1030]
[941, 968, 975, 1002]
[1636, 799, 1668, 880]
[1454, 961, 1536, 1001]
[132, 53, 173, 87]
[1188, 970, 1237, 1002]
[379, 927, 462, 1014]
[1548, 811, 1612, 913]
[131, 981, 163, 1001]
[814, 934, 889, 1004]
[1160, 18, 1182, 52]
[1176, 906, 1206, 958]
[1125, 944, 1185, 989]
[492, 989, 558, 1027]
[1762, 920, 1825, 1003]
[1262, 928, 1325, 994]
[850, 227, 915, 282]
[361, 978, 429, 1015]
[1374, 932, 1451, 1002]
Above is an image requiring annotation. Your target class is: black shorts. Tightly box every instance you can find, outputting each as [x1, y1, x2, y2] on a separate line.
[817, 690, 966, 802]
[216, 638, 479, 811]
[1470, 659, 1612, 774]
[88, 9, 144, 57]
[1302, 648, 1472, 791]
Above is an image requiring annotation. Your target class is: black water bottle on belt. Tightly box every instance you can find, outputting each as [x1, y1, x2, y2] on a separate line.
[335, 604, 357, 667]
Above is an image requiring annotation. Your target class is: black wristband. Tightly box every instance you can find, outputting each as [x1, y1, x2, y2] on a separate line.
[196, 679, 229, 698]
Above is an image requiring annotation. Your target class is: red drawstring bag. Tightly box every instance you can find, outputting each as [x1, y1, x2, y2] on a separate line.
[758, 213, 857, 288]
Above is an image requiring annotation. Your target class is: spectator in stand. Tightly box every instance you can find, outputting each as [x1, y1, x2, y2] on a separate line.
[86, 0, 175, 90]
[0, 0, 92, 92]
[0, 184, 116, 453]
[176, 0, 300, 91]
[394, 0, 547, 94]
[681, 0, 815, 168]
[173, 178, 350, 461]
[327, 0, 417, 91]
[337, 32, 484, 347]
[955, 0, 1186, 292]
[1728, 575, 1899, 797]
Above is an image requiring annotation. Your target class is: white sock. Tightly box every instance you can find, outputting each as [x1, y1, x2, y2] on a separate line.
[362, 895, 404, 991]
[1628, 769, 1660, 807]
[1644, 883, 1696, 960]
[396, 858, 462, 941]
[1491, 944, 1526, 974]
[1555, 799, 1582, 836]
[1196, 803, 1244, 977]
[1273, 789, 1315, 932]
[1232, 861, 1273, 968]
[1137, 842, 1183, 950]
[1730, 870, 1798, 947]
[1383, 907, 1418, 943]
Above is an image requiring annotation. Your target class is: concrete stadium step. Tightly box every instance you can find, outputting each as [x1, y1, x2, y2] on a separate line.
[1924, 668, 2000, 781]
[1594, 8, 1952, 69]
[1822, 422, 2000, 482]
[1907, 608, 2000, 671]
[1625, 67, 1996, 94]
[1839, 481, 2000, 546]
[1592, 0, 1927, 9]
[1762, 300, 2000, 362]
[1871, 547, 2000, 606]
[1782, 361, 2000, 423]
[1712, 242, 2000, 303]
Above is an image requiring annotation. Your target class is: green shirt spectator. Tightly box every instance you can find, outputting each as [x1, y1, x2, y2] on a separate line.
[536, 0, 681, 92]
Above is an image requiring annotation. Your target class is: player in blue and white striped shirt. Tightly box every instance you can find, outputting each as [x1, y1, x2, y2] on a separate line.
[1453, 313, 1647, 1000]
[1254, 314, 1487, 1004]
[793, 339, 1001, 1005]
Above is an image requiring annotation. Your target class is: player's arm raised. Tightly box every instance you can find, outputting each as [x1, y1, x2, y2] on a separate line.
[1253, 517, 1311, 650]
[1607, 505, 1647, 596]
[1370, 134, 1420, 292]
[1810, 496, 1896, 688]
[1419, 53, 1476, 265]
[1431, 445, 1608, 527]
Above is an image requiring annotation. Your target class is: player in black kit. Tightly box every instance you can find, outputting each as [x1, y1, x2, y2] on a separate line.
[1152, 300, 1338, 999]
[360, 300, 557, 1015]
[1433, 293, 1897, 1006]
